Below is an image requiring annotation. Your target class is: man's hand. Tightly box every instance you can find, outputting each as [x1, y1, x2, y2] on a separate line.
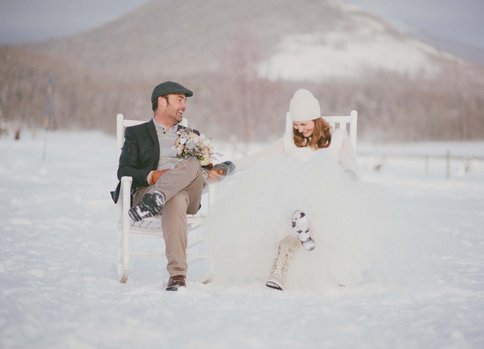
[149, 169, 168, 185]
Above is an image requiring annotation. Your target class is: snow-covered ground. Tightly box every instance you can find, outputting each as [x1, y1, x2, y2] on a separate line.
[1, 131, 484, 349]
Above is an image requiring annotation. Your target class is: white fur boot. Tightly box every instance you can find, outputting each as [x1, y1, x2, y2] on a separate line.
[266, 235, 300, 290]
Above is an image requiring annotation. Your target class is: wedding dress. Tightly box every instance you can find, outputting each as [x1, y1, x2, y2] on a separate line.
[207, 129, 396, 290]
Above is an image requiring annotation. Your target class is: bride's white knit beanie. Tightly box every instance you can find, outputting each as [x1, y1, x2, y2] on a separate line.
[288, 89, 321, 122]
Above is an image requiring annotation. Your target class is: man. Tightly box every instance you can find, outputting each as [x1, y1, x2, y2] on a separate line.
[112, 81, 223, 291]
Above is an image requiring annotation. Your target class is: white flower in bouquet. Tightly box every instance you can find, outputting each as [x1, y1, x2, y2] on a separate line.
[175, 129, 214, 167]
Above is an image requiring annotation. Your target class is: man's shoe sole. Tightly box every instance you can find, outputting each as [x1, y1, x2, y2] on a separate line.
[265, 280, 283, 291]
[128, 191, 165, 222]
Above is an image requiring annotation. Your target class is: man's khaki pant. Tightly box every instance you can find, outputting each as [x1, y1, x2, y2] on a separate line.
[134, 158, 204, 277]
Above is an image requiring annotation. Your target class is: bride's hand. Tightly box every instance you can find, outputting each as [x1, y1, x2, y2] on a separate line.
[206, 169, 223, 183]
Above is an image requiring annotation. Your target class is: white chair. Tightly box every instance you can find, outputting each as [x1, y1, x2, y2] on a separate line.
[286, 110, 358, 150]
[324, 110, 358, 151]
[115, 113, 211, 283]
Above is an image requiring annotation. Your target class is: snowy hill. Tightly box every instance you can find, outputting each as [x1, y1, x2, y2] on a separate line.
[260, 14, 446, 81]
[30, 0, 461, 81]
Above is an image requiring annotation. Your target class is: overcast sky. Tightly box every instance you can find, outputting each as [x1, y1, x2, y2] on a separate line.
[346, 0, 484, 49]
[0, 0, 148, 44]
[0, 0, 483, 50]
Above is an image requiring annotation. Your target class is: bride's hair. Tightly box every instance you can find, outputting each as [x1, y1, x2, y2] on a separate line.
[293, 117, 332, 150]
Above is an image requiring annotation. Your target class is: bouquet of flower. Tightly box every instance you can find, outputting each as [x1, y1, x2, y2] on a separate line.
[175, 128, 213, 167]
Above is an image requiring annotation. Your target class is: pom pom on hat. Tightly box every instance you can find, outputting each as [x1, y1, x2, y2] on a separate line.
[288, 89, 321, 122]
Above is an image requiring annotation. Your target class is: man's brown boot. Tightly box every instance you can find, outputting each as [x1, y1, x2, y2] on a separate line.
[166, 275, 186, 291]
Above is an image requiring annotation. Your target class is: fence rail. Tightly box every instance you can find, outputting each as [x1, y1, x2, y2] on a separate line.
[357, 151, 484, 179]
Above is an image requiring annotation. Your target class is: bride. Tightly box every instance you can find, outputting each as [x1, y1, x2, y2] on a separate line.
[207, 89, 392, 291]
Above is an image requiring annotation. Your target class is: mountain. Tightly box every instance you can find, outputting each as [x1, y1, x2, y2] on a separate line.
[1, 0, 483, 142]
[30, 0, 460, 81]
[412, 32, 484, 67]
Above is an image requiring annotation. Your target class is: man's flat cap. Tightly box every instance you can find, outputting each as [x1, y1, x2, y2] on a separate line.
[151, 81, 193, 103]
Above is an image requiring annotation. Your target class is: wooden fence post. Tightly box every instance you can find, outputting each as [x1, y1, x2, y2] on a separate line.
[446, 150, 451, 179]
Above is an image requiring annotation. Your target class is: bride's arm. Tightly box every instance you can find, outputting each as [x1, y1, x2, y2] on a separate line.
[234, 137, 285, 171]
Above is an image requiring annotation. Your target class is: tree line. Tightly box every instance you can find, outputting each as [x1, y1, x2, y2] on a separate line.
[1, 45, 484, 144]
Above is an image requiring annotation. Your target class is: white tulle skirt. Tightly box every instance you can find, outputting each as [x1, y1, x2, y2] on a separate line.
[207, 151, 402, 290]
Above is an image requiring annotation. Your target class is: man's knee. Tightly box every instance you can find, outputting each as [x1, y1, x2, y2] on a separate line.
[182, 157, 201, 178]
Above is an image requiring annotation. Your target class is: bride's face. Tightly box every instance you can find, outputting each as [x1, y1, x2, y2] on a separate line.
[293, 120, 315, 138]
